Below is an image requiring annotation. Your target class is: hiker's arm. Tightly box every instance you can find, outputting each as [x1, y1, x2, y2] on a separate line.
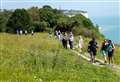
[112, 43, 115, 49]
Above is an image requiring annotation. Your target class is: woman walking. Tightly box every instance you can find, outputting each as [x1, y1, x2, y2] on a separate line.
[107, 40, 115, 64]
[100, 39, 108, 63]
[69, 32, 74, 49]
[78, 34, 83, 52]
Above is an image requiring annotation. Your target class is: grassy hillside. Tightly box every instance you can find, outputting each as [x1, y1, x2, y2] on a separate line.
[0, 33, 120, 82]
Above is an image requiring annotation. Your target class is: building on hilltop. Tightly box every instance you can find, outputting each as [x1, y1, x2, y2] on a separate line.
[62, 10, 89, 18]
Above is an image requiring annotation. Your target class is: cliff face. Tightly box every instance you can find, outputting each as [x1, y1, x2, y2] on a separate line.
[62, 10, 88, 18]
[80, 12, 88, 18]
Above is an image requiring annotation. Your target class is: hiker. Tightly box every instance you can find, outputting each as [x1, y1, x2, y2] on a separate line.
[78, 34, 83, 52]
[58, 30, 61, 40]
[48, 32, 52, 38]
[69, 32, 74, 49]
[16, 29, 19, 35]
[100, 39, 109, 63]
[55, 30, 58, 39]
[31, 30, 34, 35]
[106, 40, 115, 64]
[88, 37, 98, 63]
[20, 29, 23, 35]
[16, 27, 20, 35]
[25, 30, 28, 35]
[61, 32, 68, 49]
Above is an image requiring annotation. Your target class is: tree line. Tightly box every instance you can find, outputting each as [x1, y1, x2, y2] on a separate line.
[0, 5, 104, 39]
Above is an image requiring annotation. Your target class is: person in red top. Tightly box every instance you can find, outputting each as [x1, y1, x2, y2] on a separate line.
[100, 39, 108, 63]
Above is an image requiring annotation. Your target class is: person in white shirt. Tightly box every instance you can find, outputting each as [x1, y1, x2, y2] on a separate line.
[31, 30, 34, 35]
[78, 34, 83, 52]
[69, 32, 74, 49]
[25, 30, 28, 35]
[20, 29, 23, 35]
[58, 30, 61, 40]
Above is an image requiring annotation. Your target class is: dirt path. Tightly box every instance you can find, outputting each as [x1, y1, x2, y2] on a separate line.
[72, 50, 120, 77]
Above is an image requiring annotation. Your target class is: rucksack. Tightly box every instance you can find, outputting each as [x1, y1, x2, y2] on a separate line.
[107, 44, 113, 52]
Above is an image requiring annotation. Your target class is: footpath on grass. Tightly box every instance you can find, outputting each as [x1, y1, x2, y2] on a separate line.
[52, 35, 120, 76]
[72, 50, 120, 77]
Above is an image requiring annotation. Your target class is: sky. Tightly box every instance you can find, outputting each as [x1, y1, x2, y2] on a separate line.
[0, 0, 119, 18]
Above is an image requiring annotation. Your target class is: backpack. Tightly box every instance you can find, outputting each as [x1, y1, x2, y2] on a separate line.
[107, 44, 113, 52]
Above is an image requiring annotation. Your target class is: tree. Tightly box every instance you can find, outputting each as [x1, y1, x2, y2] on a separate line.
[7, 9, 31, 33]
[43, 5, 52, 9]
[82, 19, 93, 28]
[33, 21, 49, 32]
[39, 6, 57, 28]
[0, 10, 12, 32]
[28, 7, 40, 22]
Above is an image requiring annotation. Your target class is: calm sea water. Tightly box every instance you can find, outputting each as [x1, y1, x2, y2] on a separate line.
[91, 16, 120, 44]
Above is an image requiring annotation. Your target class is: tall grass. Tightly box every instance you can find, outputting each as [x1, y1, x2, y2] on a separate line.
[0, 33, 120, 82]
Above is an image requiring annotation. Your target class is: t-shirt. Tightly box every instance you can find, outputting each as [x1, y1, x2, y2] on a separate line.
[89, 40, 98, 51]
[101, 42, 108, 51]
[69, 35, 74, 42]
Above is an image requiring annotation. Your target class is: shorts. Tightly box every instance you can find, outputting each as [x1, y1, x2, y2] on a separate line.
[101, 50, 107, 56]
[90, 51, 96, 56]
[108, 51, 113, 57]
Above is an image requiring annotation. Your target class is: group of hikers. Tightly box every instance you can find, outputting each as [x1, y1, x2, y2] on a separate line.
[16, 29, 115, 64]
[88, 38, 115, 64]
[16, 29, 34, 35]
[55, 30, 77, 49]
[55, 30, 115, 64]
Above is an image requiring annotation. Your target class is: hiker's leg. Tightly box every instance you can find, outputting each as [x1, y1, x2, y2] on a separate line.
[70, 41, 72, 49]
[90, 52, 93, 63]
[108, 57, 110, 64]
[70, 42, 72, 49]
[62, 41, 65, 48]
[111, 51, 114, 64]
[69, 41, 71, 49]
[91, 52, 94, 63]
[109, 51, 113, 64]
[93, 52, 96, 63]
[103, 51, 107, 63]
[104, 56, 107, 63]
[110, 57, 113, 64]
[70, 41, 73, 49]
[110, 57, 112, 64]
[104, 52, 107, 63]
[65, 41, 67, 49]
[93, 55, 96, 63]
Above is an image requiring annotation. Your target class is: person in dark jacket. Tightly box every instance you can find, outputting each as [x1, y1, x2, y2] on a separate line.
[61, 32, 68, 49]
[88, 37, 98, 63]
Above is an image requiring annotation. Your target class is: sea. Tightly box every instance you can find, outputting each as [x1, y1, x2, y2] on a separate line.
[91, 16, 120, 44]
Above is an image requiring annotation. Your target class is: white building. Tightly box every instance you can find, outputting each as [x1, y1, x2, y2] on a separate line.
[62, 10, 89, 18]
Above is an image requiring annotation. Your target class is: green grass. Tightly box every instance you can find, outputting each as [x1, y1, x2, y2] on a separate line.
[0, 33, 120, 82]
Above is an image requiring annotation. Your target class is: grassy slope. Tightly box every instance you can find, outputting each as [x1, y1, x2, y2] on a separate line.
[0, 33, 120, 82]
